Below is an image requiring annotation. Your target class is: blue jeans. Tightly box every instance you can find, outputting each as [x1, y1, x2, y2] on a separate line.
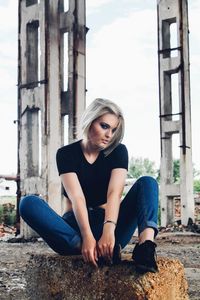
[19, 176, 158, 255]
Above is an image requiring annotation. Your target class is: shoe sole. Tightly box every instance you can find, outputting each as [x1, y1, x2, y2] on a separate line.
[135, 264, 158, 274]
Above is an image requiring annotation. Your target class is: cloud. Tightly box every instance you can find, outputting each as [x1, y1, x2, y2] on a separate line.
[87, 9, 157, 90]
[0, 0, 18, 173]
[0, 0, 18, 31]
[189, 0, 200, 10]
[0, 0, 18, 99]
[0, 102, 17, 174]
[86, 0, 114, 16]
[86, 9, 160, 164]
[86, 4, 200, 168]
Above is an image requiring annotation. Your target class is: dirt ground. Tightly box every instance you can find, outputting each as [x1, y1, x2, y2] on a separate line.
[0, 232, 200, 300]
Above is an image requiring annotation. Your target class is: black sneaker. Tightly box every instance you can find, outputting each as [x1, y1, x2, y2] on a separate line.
[132, 240, 158, 274]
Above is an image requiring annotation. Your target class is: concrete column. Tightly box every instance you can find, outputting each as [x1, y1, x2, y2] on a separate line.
[157, 0, 194, 226]
[18, 0, 86, 237]
[18, 0, 47, 238]
[46, 0, 62, 213]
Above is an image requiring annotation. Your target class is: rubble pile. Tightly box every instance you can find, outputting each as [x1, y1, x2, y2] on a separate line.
[0, 223, 16, 238]
[159, 216, 200, 234]
[0, 202, 16, 239]
[175, 196, 200, 222]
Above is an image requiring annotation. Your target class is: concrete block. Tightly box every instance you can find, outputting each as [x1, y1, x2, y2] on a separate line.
[25, 254, 188, 300]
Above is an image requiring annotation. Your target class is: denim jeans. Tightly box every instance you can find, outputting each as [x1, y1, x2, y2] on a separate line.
[19, 176, 158, 255]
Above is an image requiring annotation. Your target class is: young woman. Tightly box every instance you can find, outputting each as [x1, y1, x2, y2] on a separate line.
[19, 98, 158, 273]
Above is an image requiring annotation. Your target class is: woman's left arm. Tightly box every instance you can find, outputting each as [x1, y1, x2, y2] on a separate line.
[97, 168, 127, 260]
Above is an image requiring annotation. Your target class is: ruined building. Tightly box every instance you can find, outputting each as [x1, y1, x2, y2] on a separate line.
[17, 0, 194, 237]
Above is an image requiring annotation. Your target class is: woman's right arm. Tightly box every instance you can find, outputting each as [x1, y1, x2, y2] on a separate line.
[60, 173, 98, 267]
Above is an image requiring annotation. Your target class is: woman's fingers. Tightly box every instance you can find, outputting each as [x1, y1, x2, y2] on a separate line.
[82, 241, 115, 266]
[97, 243, 106, 258]
[108, 244, 114, 260]
[89, 249, 98, 267]
[94, 247, 98, 262]
[82, 248, 98, 267]
[98, 243, 114, 261]
[82, 250, 88, 263]
[81, 236, 99, 267]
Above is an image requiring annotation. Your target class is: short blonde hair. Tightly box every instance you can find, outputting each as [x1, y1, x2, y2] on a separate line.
[80, 98, 125, 156]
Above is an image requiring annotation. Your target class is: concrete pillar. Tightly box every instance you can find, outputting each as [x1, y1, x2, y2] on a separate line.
[18, 0, 86, 238]
[157, 0, 194, 226]
[18, 0, 47, 238]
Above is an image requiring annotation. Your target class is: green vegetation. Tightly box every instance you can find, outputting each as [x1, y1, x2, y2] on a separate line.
[128, 157, 158, 179]
[0, 196, 16, 226]
[173, 159, 180, 183]
[194, 179, 200, 193]
[128, 157, 200, 194]
[127, 157, 200, 226]
[0, 205, 3, 224]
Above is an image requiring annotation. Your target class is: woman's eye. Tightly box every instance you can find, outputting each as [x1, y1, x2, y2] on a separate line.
[100, 123, 109, 129]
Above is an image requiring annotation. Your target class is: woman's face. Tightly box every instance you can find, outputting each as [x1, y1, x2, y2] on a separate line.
[88, 113, 119, 149]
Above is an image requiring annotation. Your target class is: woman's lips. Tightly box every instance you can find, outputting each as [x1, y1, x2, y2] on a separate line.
[102, 139, 109, 144]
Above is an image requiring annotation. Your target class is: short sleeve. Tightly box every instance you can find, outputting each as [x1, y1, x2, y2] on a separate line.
[56, 146, 77, 175]
[108, 144, 129, 170]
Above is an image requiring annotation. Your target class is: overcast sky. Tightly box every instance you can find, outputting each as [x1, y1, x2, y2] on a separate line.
[0, 0, 200, 176]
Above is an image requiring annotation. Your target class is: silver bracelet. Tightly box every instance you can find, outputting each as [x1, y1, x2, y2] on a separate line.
[103, 220, 117, 226]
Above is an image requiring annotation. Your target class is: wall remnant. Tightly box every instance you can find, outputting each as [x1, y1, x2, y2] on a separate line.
[18, 0, 195, 236]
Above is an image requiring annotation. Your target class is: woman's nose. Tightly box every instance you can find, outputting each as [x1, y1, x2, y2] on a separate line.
[106, 129, 112, 138]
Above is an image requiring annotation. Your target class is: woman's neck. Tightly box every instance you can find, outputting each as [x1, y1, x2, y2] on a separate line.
[81, 139, 100, 156]
[81, 139, 100, 164]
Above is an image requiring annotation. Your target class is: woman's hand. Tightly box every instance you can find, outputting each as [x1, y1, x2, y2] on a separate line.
[97, 224, 115, 261]
[81, 234, 98, 268]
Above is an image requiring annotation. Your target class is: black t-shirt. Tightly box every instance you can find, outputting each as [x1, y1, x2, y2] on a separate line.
[56, 140, 128, 208]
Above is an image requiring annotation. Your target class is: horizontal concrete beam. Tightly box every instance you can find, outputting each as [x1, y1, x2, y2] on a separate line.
[165, 184, 180, 197]
[162, 120, 180, 134]
[160, 56, 181, 73]
[25, 254, 188, 300]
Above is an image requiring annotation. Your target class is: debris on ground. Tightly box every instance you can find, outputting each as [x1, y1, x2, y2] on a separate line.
[0, 232, 200, 300]
[159, 221, 200, 234]
[0, 223, 16, 238]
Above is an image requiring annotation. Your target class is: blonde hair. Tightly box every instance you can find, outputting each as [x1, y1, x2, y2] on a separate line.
[80, 98, 125, 156]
